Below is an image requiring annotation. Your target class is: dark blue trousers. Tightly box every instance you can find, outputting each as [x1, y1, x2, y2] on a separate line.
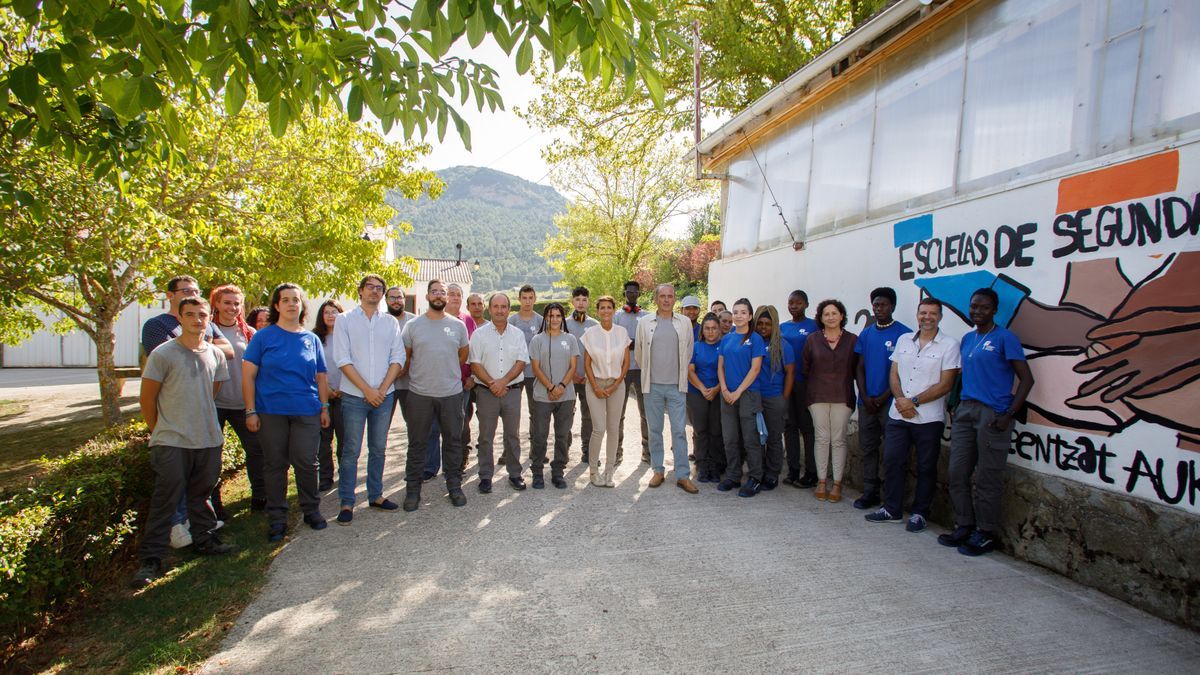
[882, 418, 945, 517]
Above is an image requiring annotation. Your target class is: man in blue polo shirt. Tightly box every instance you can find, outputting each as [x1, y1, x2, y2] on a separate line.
[940, 287, 1034, 557]
[780, 290, 819, 488]
[853, 287, 910, 509]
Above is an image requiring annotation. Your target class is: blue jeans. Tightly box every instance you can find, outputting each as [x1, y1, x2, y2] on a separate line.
[645, 383, 690, 479]
[338, 392, 395, 506]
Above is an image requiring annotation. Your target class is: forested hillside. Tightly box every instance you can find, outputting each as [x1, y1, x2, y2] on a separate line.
[388, 166, 567, 292]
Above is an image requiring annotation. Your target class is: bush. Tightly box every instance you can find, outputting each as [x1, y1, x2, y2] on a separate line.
[0, 421, 244, 653]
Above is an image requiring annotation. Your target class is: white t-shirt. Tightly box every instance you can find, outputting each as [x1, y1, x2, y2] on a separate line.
[581, 324, 631, 380]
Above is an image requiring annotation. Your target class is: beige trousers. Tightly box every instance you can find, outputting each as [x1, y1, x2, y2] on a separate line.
[585, 377, 626, 477]
[809, 402, 852, 481]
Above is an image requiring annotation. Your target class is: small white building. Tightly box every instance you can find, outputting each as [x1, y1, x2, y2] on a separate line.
[397, 258, 474, 314]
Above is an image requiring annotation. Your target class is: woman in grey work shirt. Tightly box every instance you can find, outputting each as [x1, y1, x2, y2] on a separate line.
[529, 303, 580, 489]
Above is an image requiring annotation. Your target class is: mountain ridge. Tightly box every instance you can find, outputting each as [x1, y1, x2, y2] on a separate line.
[388, 166, 566, 293]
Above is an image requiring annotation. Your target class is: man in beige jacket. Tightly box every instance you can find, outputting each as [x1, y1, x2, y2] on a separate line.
[635, 284, 699, 493]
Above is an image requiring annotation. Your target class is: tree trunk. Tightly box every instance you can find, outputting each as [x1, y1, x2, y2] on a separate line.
[94, 319, 123, 427]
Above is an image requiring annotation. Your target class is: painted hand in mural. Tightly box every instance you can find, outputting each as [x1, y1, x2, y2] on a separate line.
[1073, 253, 1200, 436]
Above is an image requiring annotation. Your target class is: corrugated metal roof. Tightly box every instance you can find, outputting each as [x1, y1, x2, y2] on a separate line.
[401, 258, 474, 285]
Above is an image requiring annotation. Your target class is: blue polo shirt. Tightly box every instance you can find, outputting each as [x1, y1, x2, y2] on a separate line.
[243, 324, 328, 416]
[719, 331, 767, 393]
[780, 318, 819, 382]
[854, 320, 911, 403]
[960, 326, 1025, 413]
[756, 341, 795, 398]
[688, 340, 721, 396]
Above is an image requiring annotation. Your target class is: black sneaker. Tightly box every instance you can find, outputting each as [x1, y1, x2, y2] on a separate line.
[130, 558, 162, 589]
[532, 474, 545, 489]
[195, 535, 236, 555]
[906, 514, 927, 533]
[797, 473, 819, 488]
[580, 451, 589, 464]
[336, 509, 353, 526]
[853, 492, 881, 510]
[737, 478, 762, 498]
[478, 478, 492, 494]
[509, 476, 527, 491]
[781, 472, 801, 487]
[303, 511, 328, 530]
[760, 476, 778, 491]
[402, 490, 421, 512]
[448, 488, 467, 507]
[937, 525, 973, 547]
[864, 507, 902, 524]
[717, 479, 738, 492]
[551, 476, 567, 489]
[369, 499, 400, 511]
[267, 524, 286, 543]
[958, 529, 996, 556]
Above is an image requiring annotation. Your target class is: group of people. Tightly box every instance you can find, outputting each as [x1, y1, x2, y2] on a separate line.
[131, 273, 1034, 589]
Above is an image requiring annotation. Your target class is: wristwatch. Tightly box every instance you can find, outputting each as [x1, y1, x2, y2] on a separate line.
[911, 395, 921, 407]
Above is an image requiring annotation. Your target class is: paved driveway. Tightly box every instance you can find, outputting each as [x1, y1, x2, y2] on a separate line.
[206, 407, 1200, 673]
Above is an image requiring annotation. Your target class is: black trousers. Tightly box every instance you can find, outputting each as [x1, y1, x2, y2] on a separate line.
[139, 445, 222, 561]
[317, 397, 345, 487]
[258, 413, 321, 526]
[785, 380, 816, 477]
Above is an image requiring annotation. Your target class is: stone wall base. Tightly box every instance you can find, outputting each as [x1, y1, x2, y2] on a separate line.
[842, 428, 1199, 630]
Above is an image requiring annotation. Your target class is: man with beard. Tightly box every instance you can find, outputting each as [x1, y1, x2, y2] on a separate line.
[385, 286, 416, 425]
[400, 280, 470, 510]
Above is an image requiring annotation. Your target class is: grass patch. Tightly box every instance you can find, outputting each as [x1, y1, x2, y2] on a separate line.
[0, 400, 28, 421]
[10, 470, 298, 674]
[0, 396, 137, 493]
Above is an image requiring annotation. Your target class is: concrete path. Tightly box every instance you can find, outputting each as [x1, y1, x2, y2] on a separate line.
[0, 367, 114, 389]
[206, 406, 1200, 673]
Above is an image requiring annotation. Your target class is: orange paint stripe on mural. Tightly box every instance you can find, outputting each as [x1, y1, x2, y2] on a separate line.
[1057, 151, 1179, 214]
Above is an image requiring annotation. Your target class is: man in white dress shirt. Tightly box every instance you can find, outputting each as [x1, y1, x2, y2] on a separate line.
[469, 293, 530, 493]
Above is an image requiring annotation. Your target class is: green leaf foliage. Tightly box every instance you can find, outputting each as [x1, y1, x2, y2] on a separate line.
[0, 0, 680, 204]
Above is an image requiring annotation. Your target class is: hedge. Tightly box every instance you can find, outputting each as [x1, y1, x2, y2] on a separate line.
[0, 421, 245, 653]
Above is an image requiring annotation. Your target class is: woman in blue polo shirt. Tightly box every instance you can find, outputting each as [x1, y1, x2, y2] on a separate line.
[754, 305, 795, 491]
[717, 298, 767, 498]
[243, 283, 331, 543]
[687, 313, 725, 483]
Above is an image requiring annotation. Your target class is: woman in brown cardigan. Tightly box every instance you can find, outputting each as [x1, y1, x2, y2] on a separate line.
[801, 299, 858, 502]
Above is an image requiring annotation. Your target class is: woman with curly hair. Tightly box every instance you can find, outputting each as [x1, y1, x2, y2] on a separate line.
[210, 284, 264, 513]
[801, 299, 858, 503]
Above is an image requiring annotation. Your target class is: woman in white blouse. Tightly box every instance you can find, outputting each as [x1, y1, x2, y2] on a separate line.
[581, 295, 631, 487]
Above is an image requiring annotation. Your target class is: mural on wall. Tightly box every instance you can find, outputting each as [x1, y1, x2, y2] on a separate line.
[892, 150, 1199, 511]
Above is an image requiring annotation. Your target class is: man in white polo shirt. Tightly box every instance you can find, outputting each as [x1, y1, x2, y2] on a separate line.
[469, 293, 530, 493]
[865, 297, 960, 532]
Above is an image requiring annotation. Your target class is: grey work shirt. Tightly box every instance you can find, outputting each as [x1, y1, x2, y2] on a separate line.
[508, 312, 543, 377]
[613, 306, 648, 371]
[649, 316, 680, 386]
[142, 339, 229, 449]
[213, 323, 248, 410]
[529, 332, 581, 402]
[564, 314, 599, 378]
[401, 314, 469, 398]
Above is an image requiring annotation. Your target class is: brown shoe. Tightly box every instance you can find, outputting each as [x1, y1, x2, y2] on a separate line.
[676, 478, 699, 494]
[815, 480, 828, 501]
[648, 472, 665, 488]
[829, 481, 843, 503]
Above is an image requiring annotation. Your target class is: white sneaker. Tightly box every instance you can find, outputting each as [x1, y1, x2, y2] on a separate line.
[169, 521, 192, 548]
[214, 519, 225, 531]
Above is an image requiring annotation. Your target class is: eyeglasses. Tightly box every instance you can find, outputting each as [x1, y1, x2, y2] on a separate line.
[386, 295, 404, 301]
[429, 290, 447, 297]
[363, 284, 384, 292]
[172, 287, 200, 296]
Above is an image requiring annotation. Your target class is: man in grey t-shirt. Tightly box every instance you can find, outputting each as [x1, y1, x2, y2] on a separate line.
[565, 286, 599, 462]
[400, 280, 470, 511]
[509, 284, 543, 435]
[132, 298, 234, 589]
[614, 280, 650, 464]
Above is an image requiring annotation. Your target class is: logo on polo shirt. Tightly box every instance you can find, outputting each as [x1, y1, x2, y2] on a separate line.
[885, 340, 895, 351]
[559, 340, 570, 350]
[982, 340, 995, 352]
[303, 337, 312, 350]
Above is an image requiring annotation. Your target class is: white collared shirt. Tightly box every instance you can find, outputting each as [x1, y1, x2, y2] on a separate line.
[332, 305, 406, 398]
[468, 320, 529, 385]
[889, 330, 961, 425]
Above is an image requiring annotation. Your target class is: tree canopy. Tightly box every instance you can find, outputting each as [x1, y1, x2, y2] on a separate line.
[0, 0, 682, 205]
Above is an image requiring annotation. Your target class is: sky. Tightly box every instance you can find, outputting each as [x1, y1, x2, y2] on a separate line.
[394, 41, 555, 186]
